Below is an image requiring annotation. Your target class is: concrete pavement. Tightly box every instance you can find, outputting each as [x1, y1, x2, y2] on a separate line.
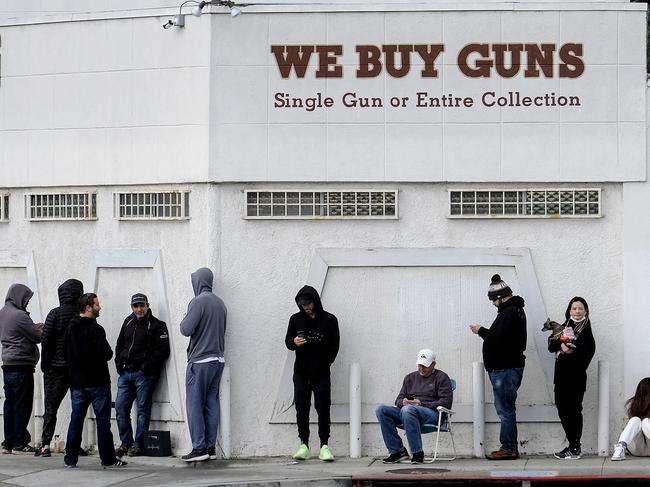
[1, 452, 650, 487]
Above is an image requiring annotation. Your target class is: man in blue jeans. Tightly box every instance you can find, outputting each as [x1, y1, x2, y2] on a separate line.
[470, 274, 527, 460]
[114, 293, 170, 457]
[375, 349, 453, 464]
[64, 293, 126, 468]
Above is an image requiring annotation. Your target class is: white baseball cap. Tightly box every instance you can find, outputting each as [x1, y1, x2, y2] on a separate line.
[416, 349, 436, 367]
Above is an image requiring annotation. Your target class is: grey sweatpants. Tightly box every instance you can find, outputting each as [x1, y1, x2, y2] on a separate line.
[185, 361, 224, 450]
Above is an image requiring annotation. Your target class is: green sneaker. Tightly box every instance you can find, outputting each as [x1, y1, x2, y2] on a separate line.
[292, 444, 311, 460]
[319, 445, 334, 462]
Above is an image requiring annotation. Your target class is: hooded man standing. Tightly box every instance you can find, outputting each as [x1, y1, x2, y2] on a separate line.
[470, 274, 527, 460]
[285, 285, 340, 462]
[179, 268, 227, 462]
[35, 278, 84, 457]
[0, 283, 42, 454]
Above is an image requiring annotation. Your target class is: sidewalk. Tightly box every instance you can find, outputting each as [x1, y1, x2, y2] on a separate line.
[1, 452, 649, 487]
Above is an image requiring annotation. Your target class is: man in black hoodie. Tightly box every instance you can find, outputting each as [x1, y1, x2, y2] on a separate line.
[470, 274, 527, 460]
[285, 286, 339, 462]
[63, 293, 126, 468]
[114, 293, 169, 457]
[35, 278, 84, 458]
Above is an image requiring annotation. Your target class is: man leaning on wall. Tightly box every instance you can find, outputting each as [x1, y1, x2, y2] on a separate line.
[0, 283, 42, 454]
[179, 267, 227, 462]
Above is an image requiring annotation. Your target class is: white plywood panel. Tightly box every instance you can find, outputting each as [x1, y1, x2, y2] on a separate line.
[501, 11, 560, 42]
[268, 70, 328, 124]
[1, 77, 30, 130]
[103, 72, 134, 127]
[214, 66, 269, 124]
[268, 124, 327, 180]
[501, 123, 560, 181]
[327, 124, 385, 181]
[269, 12, 327, 45]
[132, 67, 209, 127]
[618, 11, 646, 65]
[213, 14, 270, 67]
[500, 72, 560, 123]
[443, 123, 500, 181]
[214, 124, 268, 181]
[28, 131, 55, 182]
[2, 132, 29, 184]
[559, 65, 617, 123]
[560, 11, 617, 66]
[560, 123, 617, 180]
[386, 123, 443, 181]
[385, 12, 444, 59]
[618, 65, 646, 122]
[619, 122, 646, 181]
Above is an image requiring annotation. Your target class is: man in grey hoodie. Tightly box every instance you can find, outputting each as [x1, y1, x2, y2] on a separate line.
[0, 284, 42, 454]
[179, 268, 227, 462]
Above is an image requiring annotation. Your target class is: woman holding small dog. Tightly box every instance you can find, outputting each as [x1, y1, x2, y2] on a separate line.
[611, 377, 650, 461]
[548, 296, 596, 460]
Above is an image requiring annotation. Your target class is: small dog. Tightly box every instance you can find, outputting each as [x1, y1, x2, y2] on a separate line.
[541, 318, 563, 339]
[541, 318, 576, 358]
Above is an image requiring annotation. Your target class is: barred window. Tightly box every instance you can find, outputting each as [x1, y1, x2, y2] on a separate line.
[0, 194, 8, 222]
[114, 191, 190, 220]
[448, 189, 601, 218]
[25, 193, 97, 221]
[245, 190, 398, 219]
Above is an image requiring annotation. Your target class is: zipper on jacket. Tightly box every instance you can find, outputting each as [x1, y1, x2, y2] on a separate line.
[126, 319, 137, 362]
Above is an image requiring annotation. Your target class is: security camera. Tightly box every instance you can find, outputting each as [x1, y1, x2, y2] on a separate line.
[162, 19, 174, 29]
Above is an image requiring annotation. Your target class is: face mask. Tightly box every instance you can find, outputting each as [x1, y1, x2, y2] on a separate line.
[570, 313, 586, 322]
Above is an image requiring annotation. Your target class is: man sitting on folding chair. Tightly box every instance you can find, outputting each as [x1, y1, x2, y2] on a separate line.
[375, 349, 453, 464]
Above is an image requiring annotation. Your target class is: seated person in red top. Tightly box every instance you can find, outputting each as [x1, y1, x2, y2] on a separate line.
[375, 349, 453, 464]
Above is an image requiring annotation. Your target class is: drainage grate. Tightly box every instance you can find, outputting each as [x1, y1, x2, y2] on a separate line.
[385, 468, 450, 475]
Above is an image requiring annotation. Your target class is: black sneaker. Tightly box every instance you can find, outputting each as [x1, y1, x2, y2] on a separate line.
[78, 447, 88, 457]
[411, 451, 425, 464]
[382, 448, 409, 464]
[102, 459, 128, 468]
[181, 448, 209, 462]
[35, 446, 51, 457]
[207, 448, 217, 460]
[554, 446, 581, 460]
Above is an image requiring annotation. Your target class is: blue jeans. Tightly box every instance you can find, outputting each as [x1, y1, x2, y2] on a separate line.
[375, 404, 439, 454]
[186, 361, 224, 450]
[2, 369, 34, 449]
[115, 370, 158, 449]
[488, 367, 524, 452]
[65, 386, 116, 466]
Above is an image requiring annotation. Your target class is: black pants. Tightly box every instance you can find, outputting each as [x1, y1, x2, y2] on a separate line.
[293, 373, 331, 447]
[2, 369, 34, 449]
[40, 369, 70, 446]
[554, 383, 586, 450]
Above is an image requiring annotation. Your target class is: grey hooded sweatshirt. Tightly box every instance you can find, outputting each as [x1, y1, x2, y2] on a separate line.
[179, 268, 227, 363]
[0, 283, 42, 368]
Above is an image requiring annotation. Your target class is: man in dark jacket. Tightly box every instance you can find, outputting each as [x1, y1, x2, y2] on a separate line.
[114, 293, 170, 457]
[0, 283, 42, 454]
[376, 349, 453, 464]
[179, 268, 227, 462]
[63, 293, 126, 468]
[470, 274, 527, 460]
[285, 285, 340, 462]
[35, 278, 84, 457]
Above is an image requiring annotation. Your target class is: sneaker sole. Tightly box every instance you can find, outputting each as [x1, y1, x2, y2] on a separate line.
[183, 454, 209, 462]
[209, 455, 217, 460]
[319, 456, 334, 462]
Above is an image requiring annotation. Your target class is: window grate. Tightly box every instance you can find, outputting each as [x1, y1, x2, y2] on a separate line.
[0, 194, 8, 222]
[448, 189, 601, 218]
[245, 190, 398, 219]
[25, 192, 97, 221]
[114, 191, 190, 220]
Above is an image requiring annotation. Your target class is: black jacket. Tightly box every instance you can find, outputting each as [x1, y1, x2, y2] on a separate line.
[478, 295, 527, 372]
[549, 318, 595, 389]
[41, 279, 83, 372]
[285, 285, 340, 378]
[64, 316, 113, 388]
[115, 310, 170, 375]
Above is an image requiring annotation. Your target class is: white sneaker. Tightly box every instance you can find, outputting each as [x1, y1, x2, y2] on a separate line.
[611, 443, 626, 461]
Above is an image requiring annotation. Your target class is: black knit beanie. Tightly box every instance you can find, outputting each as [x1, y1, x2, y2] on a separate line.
[487, 274, 513, 300]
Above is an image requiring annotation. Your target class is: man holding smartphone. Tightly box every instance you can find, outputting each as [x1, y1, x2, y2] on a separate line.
[375, 349, 453, 464]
